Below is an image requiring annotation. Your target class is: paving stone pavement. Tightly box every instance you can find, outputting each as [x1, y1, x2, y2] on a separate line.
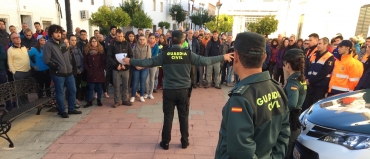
[0, 85, 233, 159]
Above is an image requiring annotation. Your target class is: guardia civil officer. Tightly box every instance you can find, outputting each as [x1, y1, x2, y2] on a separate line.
[215, 32, 290, 159]
[123, 30, 233, 150]
[282, 49, 307, 159]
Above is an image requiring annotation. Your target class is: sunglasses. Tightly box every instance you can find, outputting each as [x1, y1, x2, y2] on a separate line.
[289, 40, 294, 42]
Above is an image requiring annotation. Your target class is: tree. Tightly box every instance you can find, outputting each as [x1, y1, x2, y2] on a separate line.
[120, 0, 143, 20]
[205, 14, 233, 33]
[247, 15, 278, 35]
[89, 5, 131, 29]
[189, 9, 214, 28]
[169, 4, 186, 25]
[131, 11, 152, 29]
[158, 21, 170, 29]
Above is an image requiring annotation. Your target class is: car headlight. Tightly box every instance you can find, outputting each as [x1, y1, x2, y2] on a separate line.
[299, 110, 308, 130]
[319, 131, 370, 150]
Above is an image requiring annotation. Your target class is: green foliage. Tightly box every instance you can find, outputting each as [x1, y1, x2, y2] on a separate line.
[89, 5, 131, 28]
[169, 4, 186, 25]
[132, 11, 153, 29]
[189, 9, 214, 27]
[205, 14, 233, 33]
[247, 15, 278, 35]
[120, 0, 143, 20]
[202, 10, 214, 24]
[158, 21, 171, 29]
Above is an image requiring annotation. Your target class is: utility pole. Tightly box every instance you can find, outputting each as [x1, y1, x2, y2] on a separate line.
[65, 0, 73, 36]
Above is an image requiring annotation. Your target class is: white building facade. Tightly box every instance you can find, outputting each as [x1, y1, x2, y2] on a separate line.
[219, 0, 280, 38]
[278, 0, 370, 39]
[0, 0, 103, 37]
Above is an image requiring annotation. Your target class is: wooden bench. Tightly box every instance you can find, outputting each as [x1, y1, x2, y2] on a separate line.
[0, 78, 55, 148]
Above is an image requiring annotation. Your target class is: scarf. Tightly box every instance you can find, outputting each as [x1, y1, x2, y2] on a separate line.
[148, 40, 156, 48]
[89, 47, 98, 55]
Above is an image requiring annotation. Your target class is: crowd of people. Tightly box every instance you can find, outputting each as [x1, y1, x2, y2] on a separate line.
[0, 20, 237, 118]
[266, 33, 370, 112]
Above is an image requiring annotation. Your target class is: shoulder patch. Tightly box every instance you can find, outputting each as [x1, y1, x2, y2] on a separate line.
[231, 106, 243, 113]
[291, 86, 298, 91]
[232, 85, 250, 96]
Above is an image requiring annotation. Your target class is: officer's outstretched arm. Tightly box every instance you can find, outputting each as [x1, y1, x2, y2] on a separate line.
[130, 55, 164, 67]
[190, 52, 224, 66]
[224, 96, 258, 159]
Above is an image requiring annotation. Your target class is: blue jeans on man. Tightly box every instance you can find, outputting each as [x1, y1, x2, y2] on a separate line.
[51, 75, 76, 113]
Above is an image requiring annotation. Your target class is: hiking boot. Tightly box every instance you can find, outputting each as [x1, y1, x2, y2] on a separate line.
[122, 101, 132, 106]
[97, 99, 103, 106]
[160, 141, 169, 150]
[59, 112, 69, 118]
[113, 102, 120, 108]
[84, 101, 92, 108]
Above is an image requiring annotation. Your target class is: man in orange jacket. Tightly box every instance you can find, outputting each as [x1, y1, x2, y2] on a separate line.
[328, 40, 363, 96]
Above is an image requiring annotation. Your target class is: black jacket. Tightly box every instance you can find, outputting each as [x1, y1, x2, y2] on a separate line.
[0, 29, 9, 48]
[107, 40, 133, 71]
[355, 57, 370, 90]
[21, 37, 37, 50]
[77, 39, 88, 54]
[185, 37, 200, 55]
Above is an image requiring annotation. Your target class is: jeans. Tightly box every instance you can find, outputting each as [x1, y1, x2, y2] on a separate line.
[132, 68, 149, 97]
[51, 75, 76, 113]
[88, 82, 102, 101]
[146, 67, 157, 95]
[226, 64, 234, 83]
[154, 67, 159, 89]
[221, 62, 228, 84]
[113, 70, 129, 103]
[206, 62, 221, 86]
[197, 66, 204, 83]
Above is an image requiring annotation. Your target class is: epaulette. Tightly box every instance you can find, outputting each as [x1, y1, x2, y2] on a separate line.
[228, 85, 250, 97]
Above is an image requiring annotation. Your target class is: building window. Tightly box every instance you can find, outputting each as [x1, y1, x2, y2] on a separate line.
[160, 2, 163, 12]
[91, 0, 94, 5]
[153, 0, 156, 11]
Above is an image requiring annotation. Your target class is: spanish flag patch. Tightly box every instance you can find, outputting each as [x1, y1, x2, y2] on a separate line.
[231, 107, 242, 113]
[291, 86, 298, 90]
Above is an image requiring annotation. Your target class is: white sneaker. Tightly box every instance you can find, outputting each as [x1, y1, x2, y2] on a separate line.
[130, 97, 135, 103]
[148, 94, 154, 99]
[143, 94, 148, 99]
[140, 97, 145, 102]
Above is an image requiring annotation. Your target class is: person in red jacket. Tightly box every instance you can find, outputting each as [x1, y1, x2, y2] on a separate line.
[33, 22, 47, 40]
[268, 38, 279, 77]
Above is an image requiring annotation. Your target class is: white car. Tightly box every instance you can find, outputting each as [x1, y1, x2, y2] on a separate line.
[294, 90, 370, 159]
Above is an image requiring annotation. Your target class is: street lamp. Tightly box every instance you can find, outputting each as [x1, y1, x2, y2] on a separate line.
[216, 0, 222, 30]
[174, 11, 178, 29]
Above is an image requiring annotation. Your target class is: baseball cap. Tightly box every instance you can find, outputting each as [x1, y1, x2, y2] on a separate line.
[171, 30, 184, 41]
[37, 35, 46, 41]
[154, 33, 160, 38]
[234, 32, 266, 54]
[338, 40, 353, 48]
[283, 49, 304, 60]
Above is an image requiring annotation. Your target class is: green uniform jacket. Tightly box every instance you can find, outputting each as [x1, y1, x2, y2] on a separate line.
[215, 71, 290, 159]
[130, 45, 224, 89]
[284, 72, 307, 110]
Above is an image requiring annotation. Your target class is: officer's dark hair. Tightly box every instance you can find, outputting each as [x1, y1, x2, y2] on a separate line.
[285, 56, 306, 82]
[335, 35, 343, 40]
[236, 47, 265, 69]
[172, 36, 183, 45]
[308, 33, 319, 39]
[47, 24, 63, 38]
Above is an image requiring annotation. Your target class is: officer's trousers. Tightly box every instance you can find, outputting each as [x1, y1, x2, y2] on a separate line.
[302, 85, 327, 111]
[285, 128, 300, 159]
[162, 88, 190, 144]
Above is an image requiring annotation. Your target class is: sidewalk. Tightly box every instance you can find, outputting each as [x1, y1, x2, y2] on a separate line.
[0, 86, 231, 159]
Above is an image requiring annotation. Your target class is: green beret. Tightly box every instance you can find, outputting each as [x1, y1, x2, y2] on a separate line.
[283, 49, 305, 60]
[234, 32, 265, 54]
